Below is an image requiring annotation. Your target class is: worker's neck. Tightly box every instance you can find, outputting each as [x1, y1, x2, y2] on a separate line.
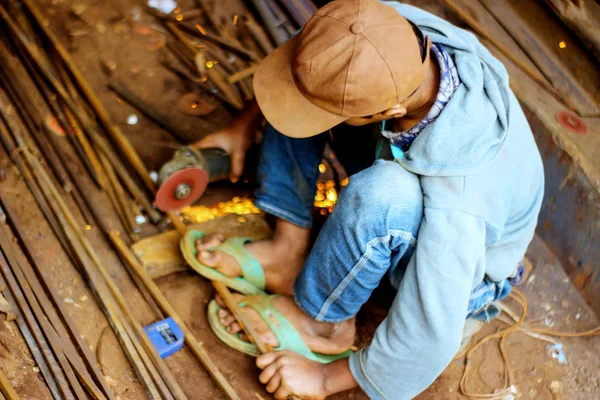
[391, 53, 440, 133]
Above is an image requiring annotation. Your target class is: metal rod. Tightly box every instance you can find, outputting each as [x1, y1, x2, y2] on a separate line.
[0, 95, 162, 398]
[0, 211, 61, 400]
[0, 199, 115, 400]
[0, 109, 77, 264]
[22, 150, 163, 399]
[108, 231, 242, 400]
[0, 7, 161, 224]
[8, 40, 102, 188]
[0, 48, 96, 227]
[227, 65, 259, 85]
[98, 151, 137, 238]
[21, 0, 157, 194]
[0, 51, 72, 194]
[177, 22, 259, 62]
[165, 22, 244, 110]
[0, 249, 73, 399]
[243, 17, 275, 55]
[108, 81, 189, 143]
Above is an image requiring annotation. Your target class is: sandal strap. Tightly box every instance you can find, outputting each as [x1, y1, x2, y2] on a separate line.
[239, 295, 314, 358]
[216, 238, 265, 290]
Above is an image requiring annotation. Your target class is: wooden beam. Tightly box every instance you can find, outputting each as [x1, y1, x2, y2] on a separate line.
[544, 0, 600, 65]
[478, 0, 600, 117]
[0, 367, 19, 400]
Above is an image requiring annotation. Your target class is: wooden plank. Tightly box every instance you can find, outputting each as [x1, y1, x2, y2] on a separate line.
[482, 38, 600, 193]
[479, 0, 600, 117]
[439, 0, 547, 87]
[132, 214, 271, 279]
[544, 0, 600, 65]
[0, 367, 19, 400]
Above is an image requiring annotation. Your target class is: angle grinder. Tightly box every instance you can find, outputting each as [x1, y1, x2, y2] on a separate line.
[155, 146, 231, 211]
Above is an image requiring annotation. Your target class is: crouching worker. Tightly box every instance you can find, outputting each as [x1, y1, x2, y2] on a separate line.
[184, 0, 544, 398]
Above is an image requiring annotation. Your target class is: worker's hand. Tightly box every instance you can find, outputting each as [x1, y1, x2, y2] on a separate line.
[193, 125, 253, 183]
[256, 351, 328, 400]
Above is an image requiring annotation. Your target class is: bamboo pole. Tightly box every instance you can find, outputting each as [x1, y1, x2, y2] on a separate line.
[0, 368, 18, 400]
[108, 231, 242, 400]
[21, 0, 156, 194]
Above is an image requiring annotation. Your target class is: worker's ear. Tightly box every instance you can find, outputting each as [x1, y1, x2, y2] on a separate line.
[382, 104, 407, 120]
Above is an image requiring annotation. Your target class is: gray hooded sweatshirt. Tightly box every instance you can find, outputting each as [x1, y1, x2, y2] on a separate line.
[347, 3, 544, 399]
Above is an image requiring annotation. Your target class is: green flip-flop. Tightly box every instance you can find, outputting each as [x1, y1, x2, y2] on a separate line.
[207, 295, 352, 363]
[181, 229, 266, 295]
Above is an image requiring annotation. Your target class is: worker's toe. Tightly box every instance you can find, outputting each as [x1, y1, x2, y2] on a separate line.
[227, 322, 242, 334]
[195, 233, 225, 251]
[219, 314, 236, 326]
[197, 248, 224, 268]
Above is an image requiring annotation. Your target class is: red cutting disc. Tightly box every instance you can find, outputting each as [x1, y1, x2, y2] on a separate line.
[155, 167, 209, 211]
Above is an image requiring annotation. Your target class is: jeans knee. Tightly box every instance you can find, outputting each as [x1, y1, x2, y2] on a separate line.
[336, 160, 423, 228]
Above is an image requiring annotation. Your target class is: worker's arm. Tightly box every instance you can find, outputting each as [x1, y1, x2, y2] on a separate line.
[192, 99, 263, 181]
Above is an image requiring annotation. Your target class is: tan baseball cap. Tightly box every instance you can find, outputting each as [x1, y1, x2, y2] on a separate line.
[253, 0, 430, 138]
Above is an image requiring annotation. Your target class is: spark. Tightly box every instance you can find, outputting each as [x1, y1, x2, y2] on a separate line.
[196, 24, 207, 35]
[181, 198, 261, 224]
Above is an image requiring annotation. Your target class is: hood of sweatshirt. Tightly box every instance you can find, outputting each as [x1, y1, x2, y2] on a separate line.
[384, 2, 513, 177]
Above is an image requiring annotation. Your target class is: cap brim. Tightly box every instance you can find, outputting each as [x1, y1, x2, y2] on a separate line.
[253, 36, 348, 138]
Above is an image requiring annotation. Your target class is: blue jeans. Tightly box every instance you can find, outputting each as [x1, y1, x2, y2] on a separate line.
[254, 124, 513, 322]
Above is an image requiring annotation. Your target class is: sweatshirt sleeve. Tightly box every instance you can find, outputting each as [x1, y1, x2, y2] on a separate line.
[348, 208, 487, 400]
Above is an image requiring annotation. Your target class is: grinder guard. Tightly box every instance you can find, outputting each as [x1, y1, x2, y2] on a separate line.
[155, 147, 231, 211]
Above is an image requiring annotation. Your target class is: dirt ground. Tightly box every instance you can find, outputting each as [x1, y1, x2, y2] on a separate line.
[0, 0, 599, 399]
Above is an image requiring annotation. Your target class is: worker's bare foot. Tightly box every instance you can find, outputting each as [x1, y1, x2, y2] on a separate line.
[196, 219, 310, 295]
[216, 294, 355, 355]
